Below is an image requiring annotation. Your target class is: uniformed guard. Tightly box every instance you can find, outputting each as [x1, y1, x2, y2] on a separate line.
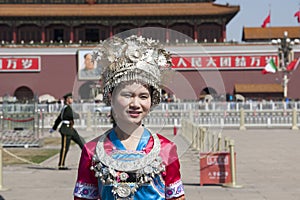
[49, 92, 85, 170]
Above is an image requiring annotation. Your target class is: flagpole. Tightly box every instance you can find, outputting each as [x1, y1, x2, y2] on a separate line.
[299, 2, 300, 24]
[269, 4, 271, 27]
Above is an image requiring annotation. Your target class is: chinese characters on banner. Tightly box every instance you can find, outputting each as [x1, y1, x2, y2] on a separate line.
[0, 55, 277, 72]
[172, 55, 278, 70]
[200, 152, 236, 185]
[0, 57, 41, 72]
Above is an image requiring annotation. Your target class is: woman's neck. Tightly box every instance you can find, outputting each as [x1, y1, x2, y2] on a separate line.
[114, 125, 143, 140]
[114, 125, 144, 150]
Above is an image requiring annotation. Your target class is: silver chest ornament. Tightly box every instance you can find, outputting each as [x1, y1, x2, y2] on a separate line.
[91, 129, 165, 200]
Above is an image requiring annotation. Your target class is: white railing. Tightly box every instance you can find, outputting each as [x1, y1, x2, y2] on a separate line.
[1, 101, 300, 113]
[2, 102, 298, 147]
[43, 101, 300, 112]
[1, 101, 300, 131]
[31, 108, 299, 131]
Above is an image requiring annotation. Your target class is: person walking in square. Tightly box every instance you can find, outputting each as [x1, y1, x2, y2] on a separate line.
[50, 92, 85, 170]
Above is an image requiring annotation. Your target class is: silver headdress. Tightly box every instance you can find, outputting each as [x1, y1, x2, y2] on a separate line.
[92, 35, 172, 106]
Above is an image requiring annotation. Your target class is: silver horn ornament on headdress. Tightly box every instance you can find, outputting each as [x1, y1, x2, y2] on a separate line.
[92, 35, 172, 106]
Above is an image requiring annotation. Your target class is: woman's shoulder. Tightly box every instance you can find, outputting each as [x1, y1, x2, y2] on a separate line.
[83, 129, 112, 150]
[82, 137, 98, 153]
[156, 133, 175, 146]
[83, 134, 103, 149]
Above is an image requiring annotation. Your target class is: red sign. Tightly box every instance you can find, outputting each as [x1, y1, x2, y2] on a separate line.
[0, 57, 41, 72]
[172, 55, 278, 70]
[200, 152, 236, 185]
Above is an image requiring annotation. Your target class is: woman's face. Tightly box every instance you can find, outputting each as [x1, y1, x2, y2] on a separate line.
[111, 82, 151, 126]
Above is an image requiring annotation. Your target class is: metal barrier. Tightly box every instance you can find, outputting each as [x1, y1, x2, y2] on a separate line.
[222, 140, 243, 188]
[181, 119, 242, 187]
[2, 101, 300, 114]
[34, 107, 300, 130]
[0, 144, 8, 191]
[181, 119, 224, 152]
[2, 102, 300, 132]
[42, 101, 300, 112]
[0, 103, 42, 147]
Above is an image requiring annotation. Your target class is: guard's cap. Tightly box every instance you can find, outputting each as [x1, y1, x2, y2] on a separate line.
[63, 92, 72, 100]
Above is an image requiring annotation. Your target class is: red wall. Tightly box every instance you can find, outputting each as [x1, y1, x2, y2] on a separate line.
[1, 47, 300, 101]
[0, 54, 77, 99]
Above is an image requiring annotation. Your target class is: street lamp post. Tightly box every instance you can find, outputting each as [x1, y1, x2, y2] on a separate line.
[279, 31, 292, 99]
[272, 31, 299, 100]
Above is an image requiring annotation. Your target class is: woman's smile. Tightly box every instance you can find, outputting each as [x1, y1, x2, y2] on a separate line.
[128, 110, 142, 117]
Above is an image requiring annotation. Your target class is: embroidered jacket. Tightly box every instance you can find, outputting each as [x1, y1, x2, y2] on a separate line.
[74, 129, 184, 200]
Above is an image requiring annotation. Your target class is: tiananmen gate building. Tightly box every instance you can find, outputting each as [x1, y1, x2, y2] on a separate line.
[0, 0, 299, 102]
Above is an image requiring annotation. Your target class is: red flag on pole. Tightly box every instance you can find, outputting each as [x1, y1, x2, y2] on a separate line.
[261, 13, 271, 28]
[286, 58, 300, 71]
[294, 11, 300, 23]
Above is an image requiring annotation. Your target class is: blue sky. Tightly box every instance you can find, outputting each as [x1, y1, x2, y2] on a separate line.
[214, 0, 300, 42]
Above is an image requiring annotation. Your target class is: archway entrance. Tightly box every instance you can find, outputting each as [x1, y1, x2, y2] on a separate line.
[199, 87, 218, 102]
[200, 87, 217, 97]
[78, 81, 100, 101]
[14, 86, 34, 102]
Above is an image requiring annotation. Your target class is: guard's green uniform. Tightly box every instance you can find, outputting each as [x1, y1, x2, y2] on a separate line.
[52, 99, 85, 169]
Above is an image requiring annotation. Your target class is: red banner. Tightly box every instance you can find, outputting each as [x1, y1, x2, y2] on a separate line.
[172, 55, 278, 70]
[0, 57, 41, 72]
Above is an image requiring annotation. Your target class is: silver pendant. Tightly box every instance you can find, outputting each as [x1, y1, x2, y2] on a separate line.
[116, 183, 131, 198]
[119, 172, 129, 181]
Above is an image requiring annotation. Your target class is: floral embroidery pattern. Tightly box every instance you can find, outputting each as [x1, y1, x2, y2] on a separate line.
[165, 180, 184, 199]
[74, 182, 99, 199]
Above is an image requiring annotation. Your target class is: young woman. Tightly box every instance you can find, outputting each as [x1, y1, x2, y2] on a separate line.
[73, 35, 185, 200]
